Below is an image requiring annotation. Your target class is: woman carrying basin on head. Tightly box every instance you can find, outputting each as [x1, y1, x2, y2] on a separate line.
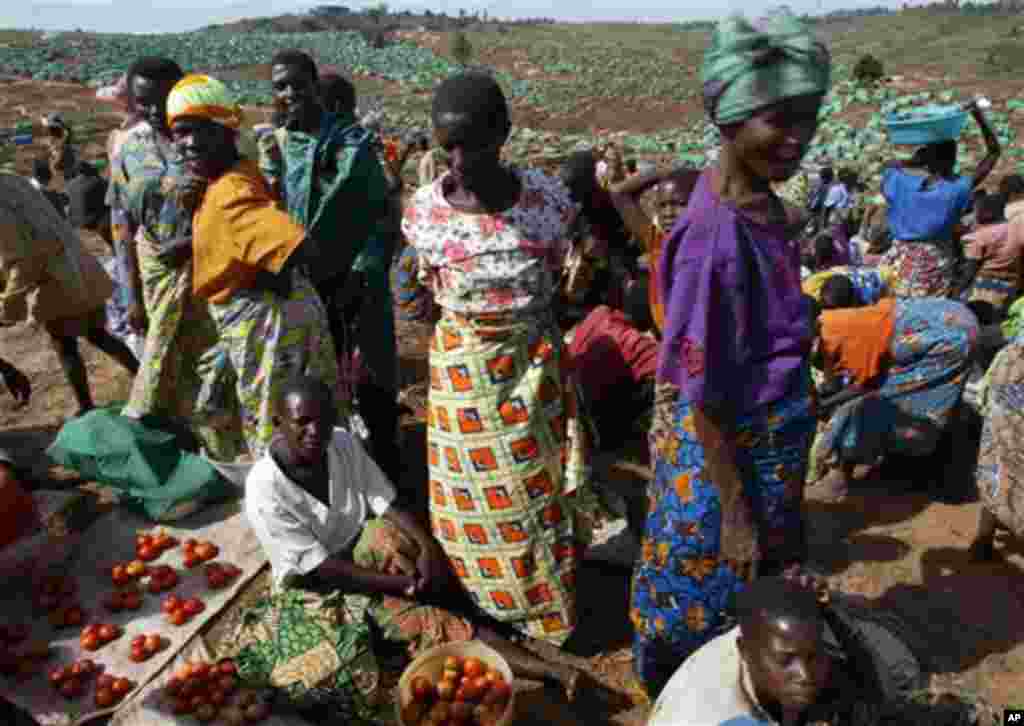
[881, 100, 1000, 298]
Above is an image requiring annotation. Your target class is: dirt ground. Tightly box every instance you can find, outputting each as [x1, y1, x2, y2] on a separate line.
[2, 76, 1024, 725]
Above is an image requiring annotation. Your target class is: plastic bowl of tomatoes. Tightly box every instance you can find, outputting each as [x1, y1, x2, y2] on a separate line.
[396, 641, 514, 726]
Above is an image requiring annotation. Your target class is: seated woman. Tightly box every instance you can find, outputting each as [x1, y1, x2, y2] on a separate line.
[969, 334, 1024, 562]
[811, 277, 978, 498]
[956, 192, 1023, 317]
[803, 235, 893, 307]
[166, 75, 340, 457]
[0, 173, 139, 418]
[241, 376, 599, 712]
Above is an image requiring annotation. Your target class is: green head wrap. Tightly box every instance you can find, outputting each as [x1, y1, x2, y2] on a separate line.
[702, 11, 831, 126]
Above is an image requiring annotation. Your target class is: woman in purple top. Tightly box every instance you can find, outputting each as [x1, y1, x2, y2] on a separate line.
[881, 100, 1000, 298]
[630, 11, 828, 697]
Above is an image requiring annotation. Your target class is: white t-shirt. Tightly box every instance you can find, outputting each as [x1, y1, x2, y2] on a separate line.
[245, 428, 396, 589]
[648, 627, 781, 726]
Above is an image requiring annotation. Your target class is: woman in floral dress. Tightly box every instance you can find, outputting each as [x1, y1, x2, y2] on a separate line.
[401, 72, 594, 647]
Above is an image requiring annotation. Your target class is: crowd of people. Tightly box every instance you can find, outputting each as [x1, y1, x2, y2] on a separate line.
[1, 8, 1023, 725]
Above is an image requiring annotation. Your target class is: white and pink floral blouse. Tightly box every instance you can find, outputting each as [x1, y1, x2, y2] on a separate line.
[401, 167, 575, 315]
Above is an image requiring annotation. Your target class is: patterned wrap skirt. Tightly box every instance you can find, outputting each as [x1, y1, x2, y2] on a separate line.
[814, 299, 976, 469]
[209, 273, 343, 458]
[976, 337, 1024, 538]
[425, 309, 593, 645]
[882, 240, 956, 298]
[631, 382, 815, 695]
[123, 236, 244, 460]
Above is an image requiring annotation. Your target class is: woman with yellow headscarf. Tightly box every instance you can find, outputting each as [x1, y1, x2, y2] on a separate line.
[165, 75, 342, 456]
[632, 11, 829, 697]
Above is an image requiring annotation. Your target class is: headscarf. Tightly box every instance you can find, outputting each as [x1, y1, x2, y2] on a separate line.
[166, 74, 242, 131]
[702, 11, 831, 126]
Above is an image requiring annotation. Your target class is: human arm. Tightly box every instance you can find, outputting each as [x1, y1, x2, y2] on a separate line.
[0, 221, 47, 327]
[660, 228, 760, 573]
[608, 170, 664, 245]
[692, 403, 760, 574]
[0, 357, 31, 406]
[256, 131, 285, 202]
[383, 505, 449, 596]
[966, 100, 1000, 190]
[107, 165, 147, 332]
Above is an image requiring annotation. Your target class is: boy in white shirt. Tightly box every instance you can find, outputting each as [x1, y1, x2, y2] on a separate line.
[245, 376, 595, 697]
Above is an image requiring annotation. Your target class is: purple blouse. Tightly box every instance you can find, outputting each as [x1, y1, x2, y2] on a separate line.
[656, 169, 811, 414]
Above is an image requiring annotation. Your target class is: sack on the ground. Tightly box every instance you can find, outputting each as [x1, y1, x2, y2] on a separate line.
[231, 589, 385, 721]
[46, 406, 233, 521]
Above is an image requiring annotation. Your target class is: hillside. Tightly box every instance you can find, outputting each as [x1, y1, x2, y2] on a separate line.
[1, 10, 1024, 724]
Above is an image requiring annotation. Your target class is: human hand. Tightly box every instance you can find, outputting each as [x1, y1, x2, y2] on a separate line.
[720, 499, 761, 581]
[0, 361, 31, 406]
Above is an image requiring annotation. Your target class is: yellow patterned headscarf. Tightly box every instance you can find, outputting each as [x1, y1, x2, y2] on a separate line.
[166, 74, 242, 130]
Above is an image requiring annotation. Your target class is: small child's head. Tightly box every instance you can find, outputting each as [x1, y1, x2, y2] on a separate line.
[274, 376, 338, 466]
[819, 275, 858, 310]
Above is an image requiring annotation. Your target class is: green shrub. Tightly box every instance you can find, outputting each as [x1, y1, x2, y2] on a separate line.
[450, 31, 473, 66]
[853, 54, 885, 84]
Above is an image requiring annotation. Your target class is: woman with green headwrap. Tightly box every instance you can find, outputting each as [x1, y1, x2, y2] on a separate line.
[630, 11, 828, 697]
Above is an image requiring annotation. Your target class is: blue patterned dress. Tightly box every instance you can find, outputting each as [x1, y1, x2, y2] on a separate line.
[814, 298, 977, 467]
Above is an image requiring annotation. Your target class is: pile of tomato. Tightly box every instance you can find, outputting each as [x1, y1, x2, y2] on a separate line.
[162, 659, 271, 724]
[402, 655, 512, 726]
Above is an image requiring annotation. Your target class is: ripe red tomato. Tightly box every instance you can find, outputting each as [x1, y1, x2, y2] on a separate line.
[80, 633, 100, 651]
[112, 677, 132, 695]
[182, 598, 204, 616]
[97, 673, 115, 690]
[172, 696, 193, 715]
[130, 647, 147, 663]
[95, 687, 115, 708]
[137, 545, 158, 562]
[483, 679, 511, 705]
[162, 596, 181, 614]
[98, 624, 118, 641]
[144, 635, 162, 654]
[463, 657, 486, 679]
[59, 678, 82, 699]
[411, 675, 435, 702]
[123, 592, 142, 610]
[436, 679, 456, 701]
[217, 659, 237, 675]
[169, 609, 189, 626]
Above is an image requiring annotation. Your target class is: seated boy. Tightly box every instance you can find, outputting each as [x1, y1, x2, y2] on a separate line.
[243, 376, 603, 706]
